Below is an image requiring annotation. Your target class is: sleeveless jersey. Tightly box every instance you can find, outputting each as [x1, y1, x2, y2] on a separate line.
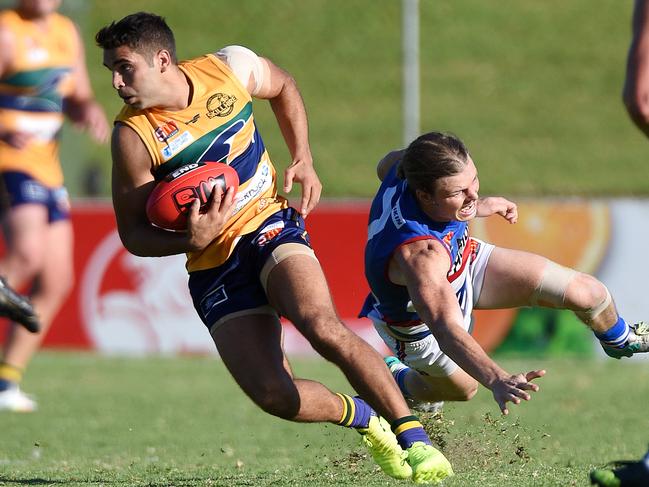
[360, 164, 478, 340]
[0, 9, 79, 187]
[115, 53, 288, 272]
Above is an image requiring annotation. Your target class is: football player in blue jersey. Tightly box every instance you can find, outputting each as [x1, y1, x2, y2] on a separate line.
[361, 131, 648, 415]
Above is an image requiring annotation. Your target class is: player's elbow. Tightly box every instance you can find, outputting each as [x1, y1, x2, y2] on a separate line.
[117, 229, 147, 257]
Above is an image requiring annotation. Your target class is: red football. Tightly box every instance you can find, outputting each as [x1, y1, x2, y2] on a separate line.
[146, 161, 239, 232]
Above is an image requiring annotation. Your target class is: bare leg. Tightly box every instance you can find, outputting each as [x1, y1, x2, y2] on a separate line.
[265, 254, 411, 423]
[2, 213, 73, 368]
[212, 312, 346, 422]
[477, 247, 617, 332]
[403, 367, 478, 403]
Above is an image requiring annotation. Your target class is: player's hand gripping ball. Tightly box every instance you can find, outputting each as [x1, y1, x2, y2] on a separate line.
[146, 161, 239, 231]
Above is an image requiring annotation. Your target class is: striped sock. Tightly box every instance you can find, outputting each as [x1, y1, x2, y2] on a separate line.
[0, 362, 22, 391]
[392, 415, 432, 449]
[595, 316, 630, 348]
[393, 366, 412, 398]
[335, 393, 373, 429]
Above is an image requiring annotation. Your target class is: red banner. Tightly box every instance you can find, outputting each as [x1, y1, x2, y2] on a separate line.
[0, 202, 383, 354]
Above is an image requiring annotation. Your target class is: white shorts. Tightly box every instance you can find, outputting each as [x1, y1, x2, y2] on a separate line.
[372, 239, 495, 377]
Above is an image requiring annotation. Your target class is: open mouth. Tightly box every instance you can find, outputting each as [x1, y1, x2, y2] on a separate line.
[459, 200, 476, 217]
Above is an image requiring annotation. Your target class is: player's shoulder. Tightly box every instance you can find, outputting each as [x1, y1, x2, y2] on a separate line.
[215, 45, 259, 60]
[48, 11, 78, 34]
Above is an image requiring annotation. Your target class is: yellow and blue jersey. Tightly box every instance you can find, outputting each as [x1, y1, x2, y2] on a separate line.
[116, 53, 288, 272]
[0, 9, 79, 187]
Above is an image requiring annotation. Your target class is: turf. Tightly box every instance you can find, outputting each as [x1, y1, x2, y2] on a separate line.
[1, 351, 647, 486]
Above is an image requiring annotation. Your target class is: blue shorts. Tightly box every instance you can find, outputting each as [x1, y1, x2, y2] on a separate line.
[0, 171, 70, 223]
[188, 207, 313, 333]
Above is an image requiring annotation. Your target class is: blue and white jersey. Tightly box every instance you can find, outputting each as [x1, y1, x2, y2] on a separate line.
[360, 164, 479, 341]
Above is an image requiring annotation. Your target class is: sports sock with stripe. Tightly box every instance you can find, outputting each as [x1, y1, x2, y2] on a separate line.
[595, 316, 630, 348]
[0, 362, 22, 391]
[391, 415, 432, 449]
[335, 393, 373, 429]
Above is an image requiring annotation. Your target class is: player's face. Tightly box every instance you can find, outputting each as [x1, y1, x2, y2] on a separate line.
[103, 46, 162, 110]
[429, 157, 480, 222]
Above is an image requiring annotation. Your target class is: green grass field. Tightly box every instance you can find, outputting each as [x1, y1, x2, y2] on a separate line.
[1, 2, 648, 486]
[1, 352, 648, 486]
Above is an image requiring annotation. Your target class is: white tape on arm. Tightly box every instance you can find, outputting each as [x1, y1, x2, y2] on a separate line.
[215, 45, 265, 96]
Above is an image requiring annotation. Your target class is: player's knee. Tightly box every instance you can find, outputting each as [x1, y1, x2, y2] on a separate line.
[448, 380, 478, 401]
[299, 314, 349, 359]
[11, 249, 44, 280]
[568, 273, 610, 315]
[462, 380, 479, 401]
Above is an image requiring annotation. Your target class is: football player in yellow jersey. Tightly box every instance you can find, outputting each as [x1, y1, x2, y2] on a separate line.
[0, 0, 109, 413]
[95, 12, 452, 484]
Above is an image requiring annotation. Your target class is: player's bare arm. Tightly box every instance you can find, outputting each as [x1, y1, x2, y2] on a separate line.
[393, 239, 544, 414]
[623, 0, 649, 136]
[255, 57, 320, 218]
[111, 124, 234, 256]
[62, 25, 109, 144]
[476, 196, 518, 223]
[376, 150, 405, 181]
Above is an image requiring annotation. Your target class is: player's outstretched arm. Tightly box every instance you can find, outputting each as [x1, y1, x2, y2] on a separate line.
[394, 239, 545, 414]
[487, 370, 546, 415]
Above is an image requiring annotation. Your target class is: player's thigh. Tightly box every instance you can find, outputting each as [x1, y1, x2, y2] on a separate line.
[2, 204, 49, 255]
[211, 312, 294, 400]
[477, 246, 547, 309]
[265, 252, 338, 331]
[39, 219, 74, 290]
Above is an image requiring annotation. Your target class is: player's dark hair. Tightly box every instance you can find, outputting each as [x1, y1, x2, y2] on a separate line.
[397, 131, 470, 194]
[95, 12, 177, 65]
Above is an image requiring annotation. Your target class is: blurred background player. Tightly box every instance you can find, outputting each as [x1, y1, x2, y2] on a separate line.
[589, 1, 649, 485]
[96, 12, 452, 484]
[360, 131, 648, 415]
[0, 0, 109, 412]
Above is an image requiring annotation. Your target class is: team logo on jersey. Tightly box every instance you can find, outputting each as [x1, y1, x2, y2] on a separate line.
[161, 131, 195, 160]
[206, 93, 237, 118]
[391, 200, 406, 228]
[449, 229, 470, 276]
[155, 120, 179, 142]
[256, 222, 285, 246]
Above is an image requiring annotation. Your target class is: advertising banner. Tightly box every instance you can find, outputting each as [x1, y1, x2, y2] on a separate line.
[0, 199, 644, 358]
